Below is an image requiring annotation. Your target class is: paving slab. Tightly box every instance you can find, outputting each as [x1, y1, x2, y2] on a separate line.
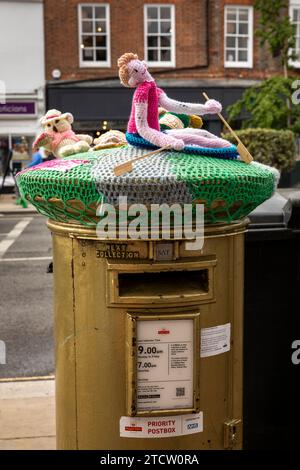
[0, 379, 56, 450]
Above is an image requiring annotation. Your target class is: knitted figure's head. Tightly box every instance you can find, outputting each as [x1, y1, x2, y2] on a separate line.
[41, 109, 73, 133]
[117, 52, 153, 87]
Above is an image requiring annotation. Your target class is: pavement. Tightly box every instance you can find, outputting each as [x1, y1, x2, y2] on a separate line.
[0, 378, 56, 450]
[0, 193, 37, 214]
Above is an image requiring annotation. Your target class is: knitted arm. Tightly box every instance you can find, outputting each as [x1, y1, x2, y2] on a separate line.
[32, 132, 54, 152]
[159, 92, 222, 116]
[135, 102, 184, 150]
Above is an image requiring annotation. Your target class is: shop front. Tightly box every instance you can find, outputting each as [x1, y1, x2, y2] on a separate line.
[46, 79, 252, 139]
[0, 92, 44, 177]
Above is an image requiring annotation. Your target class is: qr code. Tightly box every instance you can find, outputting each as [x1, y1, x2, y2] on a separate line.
[176, 387, 185, 397]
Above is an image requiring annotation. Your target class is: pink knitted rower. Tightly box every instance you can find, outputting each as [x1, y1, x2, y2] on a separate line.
[127, 81, 163, 134]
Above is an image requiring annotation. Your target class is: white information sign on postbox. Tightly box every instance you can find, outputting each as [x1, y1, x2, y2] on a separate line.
[200, 323, 231, 358]
[136, 319, 194, 411]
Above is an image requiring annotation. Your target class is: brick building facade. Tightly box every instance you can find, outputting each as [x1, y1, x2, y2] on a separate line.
[44, 0, 300, 134]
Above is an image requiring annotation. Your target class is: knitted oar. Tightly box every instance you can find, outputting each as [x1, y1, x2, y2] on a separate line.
[203, 92, 253, 164]
[114, 145, 170, 176]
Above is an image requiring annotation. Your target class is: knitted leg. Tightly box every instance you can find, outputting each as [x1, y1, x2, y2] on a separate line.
[74, 141, 90, 153]
[166, 128, 231, 148]
[135, 102, 184, 150]
[58, 145, 76, 157]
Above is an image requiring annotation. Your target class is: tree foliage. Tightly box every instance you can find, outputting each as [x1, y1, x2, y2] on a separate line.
[255, 0, 296, 75]
[227, 76, 300, 135]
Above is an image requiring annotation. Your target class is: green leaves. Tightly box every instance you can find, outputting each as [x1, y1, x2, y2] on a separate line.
[227, 76, 300, 134]
[224, 1, 299, 172]
[254, 0, 296, 68]
[227, 4, 299, 138]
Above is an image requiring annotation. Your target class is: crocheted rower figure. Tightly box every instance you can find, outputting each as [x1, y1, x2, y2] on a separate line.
[117, 52, 231, 151]
[33, 109, 93, 158]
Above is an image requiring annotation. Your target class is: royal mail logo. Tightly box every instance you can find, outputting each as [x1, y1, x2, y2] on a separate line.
[124, 425, 143, 432]
[158, 329, 170, 335]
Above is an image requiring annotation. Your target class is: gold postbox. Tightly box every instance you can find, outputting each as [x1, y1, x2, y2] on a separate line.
[48, 219, 246, 450]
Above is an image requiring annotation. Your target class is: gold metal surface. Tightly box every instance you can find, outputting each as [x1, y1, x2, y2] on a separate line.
[49, 218, 246, 450]
[126, 312, 200, 417]
[47, 218, 248, 240]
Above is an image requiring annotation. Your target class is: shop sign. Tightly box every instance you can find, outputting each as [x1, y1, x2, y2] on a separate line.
[0, 102, 35, 115]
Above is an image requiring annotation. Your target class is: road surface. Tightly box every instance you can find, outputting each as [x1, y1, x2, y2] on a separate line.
[0, 214, 54, 378]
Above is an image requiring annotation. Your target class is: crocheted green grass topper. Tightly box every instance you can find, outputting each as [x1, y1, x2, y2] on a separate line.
[16, 147, 279, 226]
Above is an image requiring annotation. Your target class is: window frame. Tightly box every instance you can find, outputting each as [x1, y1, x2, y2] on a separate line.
[78, 3, 111, 68]
[224, 5, 253, 69]
[144, 3, 176, 68]
[290, 0, 300, 68]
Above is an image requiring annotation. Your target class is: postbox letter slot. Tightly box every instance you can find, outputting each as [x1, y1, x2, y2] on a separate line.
[107, 258, 216, 306]
[118, 269, 208, 299]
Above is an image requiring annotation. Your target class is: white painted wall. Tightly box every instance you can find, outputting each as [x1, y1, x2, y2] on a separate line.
[0, 0, 45, 93]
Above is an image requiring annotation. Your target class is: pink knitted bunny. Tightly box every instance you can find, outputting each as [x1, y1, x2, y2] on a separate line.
[118, 53, 231, 151]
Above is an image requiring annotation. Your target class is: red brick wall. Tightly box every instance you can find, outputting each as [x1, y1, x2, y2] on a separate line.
[44, 0, 282, 82]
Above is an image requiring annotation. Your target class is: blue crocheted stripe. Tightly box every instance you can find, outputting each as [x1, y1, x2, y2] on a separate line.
[126, 132, 239, 160]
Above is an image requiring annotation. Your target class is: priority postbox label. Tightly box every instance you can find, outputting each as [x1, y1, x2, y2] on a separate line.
[120, 412, 203, 438]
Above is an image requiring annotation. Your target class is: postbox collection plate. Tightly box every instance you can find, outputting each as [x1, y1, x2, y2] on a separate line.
[126, 312, 200, 417]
